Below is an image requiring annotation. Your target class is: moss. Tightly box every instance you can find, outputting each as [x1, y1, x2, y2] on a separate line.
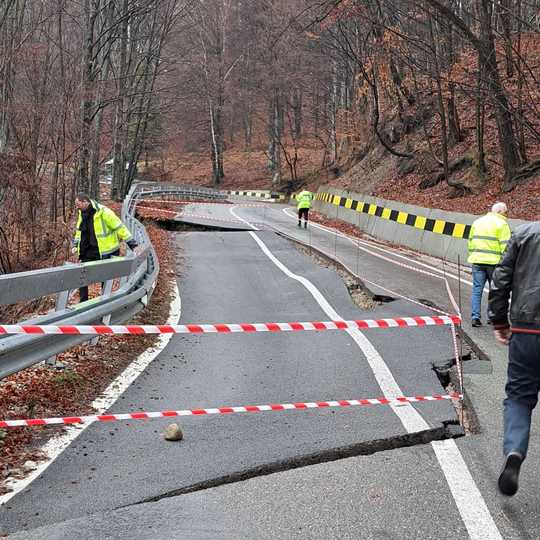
[51, 371, 86, 389]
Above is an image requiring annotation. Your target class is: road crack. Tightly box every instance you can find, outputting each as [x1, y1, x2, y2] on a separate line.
[118, 426, 462, 510]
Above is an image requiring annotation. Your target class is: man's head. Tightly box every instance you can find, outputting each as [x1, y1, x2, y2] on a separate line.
[75, 193, 92, 210]
[492, 202, 508, 217]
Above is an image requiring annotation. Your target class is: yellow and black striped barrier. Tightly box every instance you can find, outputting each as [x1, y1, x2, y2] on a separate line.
[229, 190, 286, 201]
[316, 192, 471, 240]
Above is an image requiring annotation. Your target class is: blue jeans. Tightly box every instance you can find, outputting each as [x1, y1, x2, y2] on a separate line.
[471, 264, 495, 320]
[504, 333, 540, 457]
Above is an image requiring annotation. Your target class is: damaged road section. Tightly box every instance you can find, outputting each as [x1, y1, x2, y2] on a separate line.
[8, 442, 475, 540]
[2, 231, 463, 535]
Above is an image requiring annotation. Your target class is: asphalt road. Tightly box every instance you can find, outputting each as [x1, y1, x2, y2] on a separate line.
[175, 200, 537, 539]
[1, 198, 531, 539]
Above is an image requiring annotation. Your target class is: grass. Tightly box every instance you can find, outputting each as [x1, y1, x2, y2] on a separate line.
[51, 371, 86, 390]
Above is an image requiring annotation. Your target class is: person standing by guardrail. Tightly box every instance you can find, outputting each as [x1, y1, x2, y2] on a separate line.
[489, 221, 540, 496]
[296, 189, 313, 229]
[467, 202, 511, 327]
[72, 193, 138, 303]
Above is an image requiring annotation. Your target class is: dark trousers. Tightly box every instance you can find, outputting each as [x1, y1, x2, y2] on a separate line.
[504, 333, 540, 458]
[79, 250, 120, 303]
[298, 208, 309, 222]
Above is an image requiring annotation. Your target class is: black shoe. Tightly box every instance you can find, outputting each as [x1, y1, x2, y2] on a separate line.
[304, 222, 307, 229]
[498, 451, 523, 496]
[471, 318, 482, 327]
[298, 222, 301, 227]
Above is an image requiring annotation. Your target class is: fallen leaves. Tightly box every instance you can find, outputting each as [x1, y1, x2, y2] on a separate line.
[0, 223, 176, 494]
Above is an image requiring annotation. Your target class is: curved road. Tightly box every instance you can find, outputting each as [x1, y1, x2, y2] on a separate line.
[1, 198, 534, 539]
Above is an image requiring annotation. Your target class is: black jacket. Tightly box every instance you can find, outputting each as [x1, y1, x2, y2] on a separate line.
[489, 222, 540, 332]
[79, 205, 100, 261]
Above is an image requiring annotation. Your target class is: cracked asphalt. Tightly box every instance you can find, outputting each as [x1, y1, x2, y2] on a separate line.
[2, 198, 533, 539]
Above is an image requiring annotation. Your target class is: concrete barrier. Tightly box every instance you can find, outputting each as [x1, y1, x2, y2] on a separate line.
[228, 190, 286, 201]
[313, 186, 528, 265]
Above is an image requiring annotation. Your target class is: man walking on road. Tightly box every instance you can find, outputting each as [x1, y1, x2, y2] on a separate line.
[296, 189, 313, 228]
[468, 202, 511, 327]
[489, 221, 540, 496]
[72, 193, 138, 302]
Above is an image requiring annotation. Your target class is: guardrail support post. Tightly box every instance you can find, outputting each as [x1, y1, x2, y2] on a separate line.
[45, 288, 72, 368]
[90, 278, 114, 346]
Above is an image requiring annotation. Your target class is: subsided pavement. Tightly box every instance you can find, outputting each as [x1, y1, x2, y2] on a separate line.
[1, 199, 536, 539]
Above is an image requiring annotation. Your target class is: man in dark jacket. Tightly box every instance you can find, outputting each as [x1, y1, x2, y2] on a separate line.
[489, 222, 540, 496]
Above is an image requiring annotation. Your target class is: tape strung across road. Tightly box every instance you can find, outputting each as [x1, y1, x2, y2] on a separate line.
[137, 200, 266, 207]
[137, 206, 266, 226]
[0, 393, 461, 428]
[0, 315, 461, 335]
[282, 208, 463, 317]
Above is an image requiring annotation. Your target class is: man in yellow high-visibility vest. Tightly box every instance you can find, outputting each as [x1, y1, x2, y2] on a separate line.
[72, 193, 138, 302]
[468, 202, 511, 327]
[296, 190, 313, 229]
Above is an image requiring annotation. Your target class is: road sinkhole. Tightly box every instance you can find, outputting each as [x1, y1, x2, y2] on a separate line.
[289, 232, 479, 438]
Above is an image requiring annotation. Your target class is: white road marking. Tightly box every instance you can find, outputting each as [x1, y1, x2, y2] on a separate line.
[0, 281, 182, 506]
[282, 207, 476, 288]
[248, 229, 501, 540]
[229, 206, 259, 230]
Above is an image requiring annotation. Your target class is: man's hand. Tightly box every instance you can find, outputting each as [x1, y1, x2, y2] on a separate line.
[494, 327, 511, 345]
[71, 247, 77, 255]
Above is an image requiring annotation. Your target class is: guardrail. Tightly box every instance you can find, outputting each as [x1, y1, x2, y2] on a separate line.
[132, 183, 227, 208]
[0, 183, 223, 380]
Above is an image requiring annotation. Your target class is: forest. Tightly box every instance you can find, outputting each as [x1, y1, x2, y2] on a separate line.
[1, 0, 540, 272]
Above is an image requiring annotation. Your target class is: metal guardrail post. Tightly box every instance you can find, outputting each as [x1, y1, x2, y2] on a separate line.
[45, 277, 73, 368]
[90, 277, 115, 346]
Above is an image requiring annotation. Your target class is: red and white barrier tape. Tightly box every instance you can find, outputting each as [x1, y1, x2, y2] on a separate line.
[319, 218, 462, 316]
[0, 393, 461, 428]
[137, 207, 266, 226]
[0, 315, 461, 335]
[137, 199, 266, 207]
[276, 225, 454, 319]
[449, 322, 464, 395]
[180, 214, 266, 226]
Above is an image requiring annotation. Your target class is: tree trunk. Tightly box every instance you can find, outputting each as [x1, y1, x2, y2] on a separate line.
[243, 106, 252, 150]
[498, 0, 514, 78]
[516, 0, 527, 161]
[429, 18, 450, 183]
[267, 89, 283, 186]
[476, 56, 487, 173]
[447, 83, 462, 146]
[89, 57, 110, 200]
[389, 58, 414, 106]
[111, 0, 129, 201]
[292, 87, 302, 140]
[477, 0, 522, 189]
[445, 21, 461, 145]
[330, 63, 338, 164]
[77, 0, 99, 195]
[424, 0, 522, 186]
[209, 98, 224, 186]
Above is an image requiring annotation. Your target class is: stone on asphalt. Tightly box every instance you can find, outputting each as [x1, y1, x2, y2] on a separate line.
[163, 423, 183, 441]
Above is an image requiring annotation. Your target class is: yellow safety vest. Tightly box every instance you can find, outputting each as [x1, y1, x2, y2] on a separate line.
[74, 200, 133, 257]
[468, 212, 511, 265]
[296, 190, 313, 210]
